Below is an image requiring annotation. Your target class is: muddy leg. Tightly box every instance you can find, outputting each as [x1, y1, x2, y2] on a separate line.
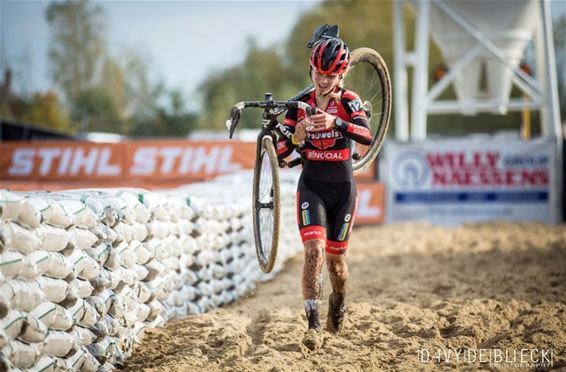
[326, 251, 348, 333]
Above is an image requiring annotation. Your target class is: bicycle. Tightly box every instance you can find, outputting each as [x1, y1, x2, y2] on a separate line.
[225, 29, 391, 273]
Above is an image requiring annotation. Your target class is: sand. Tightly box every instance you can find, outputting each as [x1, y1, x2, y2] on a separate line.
[123, 222, 566, 371]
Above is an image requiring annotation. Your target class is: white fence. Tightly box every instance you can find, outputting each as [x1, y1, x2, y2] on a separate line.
[0, 171, 301, 371]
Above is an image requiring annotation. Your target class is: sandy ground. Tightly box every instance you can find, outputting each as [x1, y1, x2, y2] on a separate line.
[123, 222, 566, 371]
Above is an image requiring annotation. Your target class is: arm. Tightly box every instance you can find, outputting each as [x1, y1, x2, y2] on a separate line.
[277, 108, 301, 160]
[334, 116, 373, 145]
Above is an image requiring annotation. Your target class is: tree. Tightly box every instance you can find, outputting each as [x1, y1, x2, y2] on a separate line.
[23, 91, 71, 132]
[46, 0, 105, 108]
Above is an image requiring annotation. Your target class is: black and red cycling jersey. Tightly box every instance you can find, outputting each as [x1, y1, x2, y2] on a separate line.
[276, 87, 372, 182]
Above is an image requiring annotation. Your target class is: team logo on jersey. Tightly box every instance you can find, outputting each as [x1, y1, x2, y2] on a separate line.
[301, 202, 309, 209]
[327, 106, 338, 114]
[307, 130, 343, 150]
[348, 99, 363, 112]
[344, 214, 351, 222]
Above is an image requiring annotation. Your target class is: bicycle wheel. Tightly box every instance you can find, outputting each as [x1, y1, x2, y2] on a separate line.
[346, 47, 392, 175]
[252, 135, 280, 273]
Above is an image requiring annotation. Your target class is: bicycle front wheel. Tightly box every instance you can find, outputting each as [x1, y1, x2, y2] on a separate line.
[252, 135, 280, 273]
[346, 47, 392, 175]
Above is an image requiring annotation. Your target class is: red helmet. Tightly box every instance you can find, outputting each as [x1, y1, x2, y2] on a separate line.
[310, 38, 350, 76]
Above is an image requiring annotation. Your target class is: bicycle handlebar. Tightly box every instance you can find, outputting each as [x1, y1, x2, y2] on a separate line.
[226, 100, 316, 139]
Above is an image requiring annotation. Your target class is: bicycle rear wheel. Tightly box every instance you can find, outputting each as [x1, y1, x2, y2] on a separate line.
[252, 135, 280, 273]
[345, 47, 392, 175]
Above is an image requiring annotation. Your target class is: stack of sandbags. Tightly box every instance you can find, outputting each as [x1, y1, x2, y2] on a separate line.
[0, 170, 301, 370]
[0, 190, 102, 370]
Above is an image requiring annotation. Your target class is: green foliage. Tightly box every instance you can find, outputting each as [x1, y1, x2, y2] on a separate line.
[43, 0, 195, 137]
[46, 0, 105, 104]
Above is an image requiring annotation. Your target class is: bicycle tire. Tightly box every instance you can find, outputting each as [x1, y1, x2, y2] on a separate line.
[252, 135, 281, 273]
[346, 47, 392, 175]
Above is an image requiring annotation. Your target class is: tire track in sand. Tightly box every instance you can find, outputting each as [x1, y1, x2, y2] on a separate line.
[124, 222, 566, 371]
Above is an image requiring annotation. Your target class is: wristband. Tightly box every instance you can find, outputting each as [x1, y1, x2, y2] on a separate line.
[291, 134, 299, 145]
[335, 117, 348, 130]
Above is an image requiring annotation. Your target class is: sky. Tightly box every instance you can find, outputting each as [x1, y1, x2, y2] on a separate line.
[1, 0, 565, 111]
[0, 0, 320, 109]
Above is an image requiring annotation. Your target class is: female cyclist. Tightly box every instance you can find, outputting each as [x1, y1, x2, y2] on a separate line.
[277, 35, 373, 350]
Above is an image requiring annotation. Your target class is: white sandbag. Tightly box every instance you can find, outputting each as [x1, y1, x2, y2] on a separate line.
[0, 190, 23, 221]
[148, 314, 166, 328]
[41, 224, 70, 252]
[0, 329, 7, 349]
[131, 222, 148, 242]
[81, 345, 101, 372]
[18, 197, 49, 227]
[37, 276, 68, 303]
[179, 285, 197, 302]
[0, 251, 28, 279]
[85, 243, 111, 265]
[163, 257, 179, 271]
[112, 190, 150, 223]
[57, 199, 96, 228]
[103, 248, 121, 271]
[32, 302, 74, 331]
[107, 295, 125, 320]
[1, 339, 40, 368]
[131, 322, 146, 344]
[45, 252, 73, 279]
[132, 241, 153, 265]
[28, 355, 57, 372]
[90, 269, 111, 293]
[134, 303, 150, 322]
[164, 236, 181, 257]
[79, 195, 121, 227]
[118, 267, 135, 287]
[26, 250, 51, 278]
[146, 299, 165, 321]
[0, 221, 43, 253]
[181, 235, 198, 253]
[86, 337, 117, 364]
[144, 260, 166, 282]
[146, 220, 169, 240]
[133, 264, 149, 282]
[69, 278, 93, 299]
[68, 298, 86, 324]
[167, 221, 180, 237]
[64, 347, 86, 371]
[68, 228, 98, 251]
[43, 329, 77, 357]
[115, 242, 135, 269]
[106, 195, 136, 225]
[19, 312, 48, 343]
[72, 326, 96, 347]
[78, 301, 99, 328]
[108, 269, 121, 290]
[2, 280, 44, 311]
[85, 295, 107, 319]
[0, 309, 26, 341]
[139, 192, 169, 221]
[98, 289, 116, 316]
[90, 223, 117, 244]
[133, 282, 151, 304]
[177, 219, 193, 237]
[112, 222, 134, 243]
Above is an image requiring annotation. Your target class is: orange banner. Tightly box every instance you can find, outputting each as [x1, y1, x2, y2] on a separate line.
[355, 182, 385, 225]
[0, 140, 376, 188]
[0, 140, 257, 183]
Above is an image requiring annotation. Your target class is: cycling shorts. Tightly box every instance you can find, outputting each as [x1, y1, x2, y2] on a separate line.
[296, 175, 358, 255]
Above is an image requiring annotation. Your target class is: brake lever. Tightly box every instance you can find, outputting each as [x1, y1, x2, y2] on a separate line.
[226, 102, 245, 139]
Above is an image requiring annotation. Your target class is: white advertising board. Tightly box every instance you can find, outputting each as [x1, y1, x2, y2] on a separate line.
[384, 138, 560, 225]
